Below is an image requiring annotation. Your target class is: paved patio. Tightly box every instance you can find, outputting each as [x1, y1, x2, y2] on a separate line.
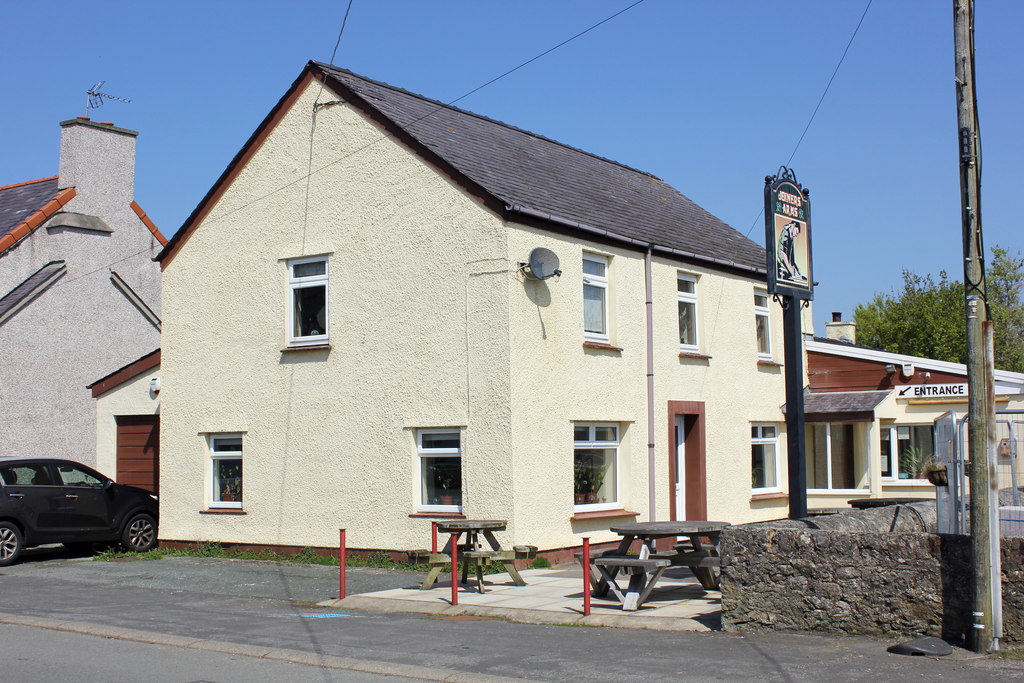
[324, 564, 722, 632]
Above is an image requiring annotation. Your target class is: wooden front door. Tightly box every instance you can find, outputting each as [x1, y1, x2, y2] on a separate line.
[115, 415, 159, 494]
[667, 401, 707, 521]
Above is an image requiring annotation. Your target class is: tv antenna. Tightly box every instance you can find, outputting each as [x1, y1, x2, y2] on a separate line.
[85, 81, 131, 117]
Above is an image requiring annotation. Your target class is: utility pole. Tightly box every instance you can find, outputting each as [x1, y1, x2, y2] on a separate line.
[953, 0, 995, 653]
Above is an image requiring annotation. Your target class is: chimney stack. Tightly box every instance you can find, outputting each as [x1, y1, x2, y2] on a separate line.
[825, 312, 856, 344]
[58, 118, 138, 217]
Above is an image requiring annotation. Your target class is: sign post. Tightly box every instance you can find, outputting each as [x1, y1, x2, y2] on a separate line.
[765, 167, 813, 519]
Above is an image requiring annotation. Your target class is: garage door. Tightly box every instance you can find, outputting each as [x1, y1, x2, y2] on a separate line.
[115, 415, 159, 494]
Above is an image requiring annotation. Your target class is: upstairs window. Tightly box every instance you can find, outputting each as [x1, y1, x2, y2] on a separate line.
[677, 274, 699, 351]
[754, 290, 772, 358]
[288, 257, 328, 346]
[582, 254, 609, 343]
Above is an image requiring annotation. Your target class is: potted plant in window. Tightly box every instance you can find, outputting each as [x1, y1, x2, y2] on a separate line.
[574, 460, 608, 504]
[573, 462, 589, 504]
[899, 446, 931, 480]
[430, 463, 459, 505]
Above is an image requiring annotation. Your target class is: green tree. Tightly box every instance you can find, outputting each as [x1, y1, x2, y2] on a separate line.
[854, 246, 1024, 372]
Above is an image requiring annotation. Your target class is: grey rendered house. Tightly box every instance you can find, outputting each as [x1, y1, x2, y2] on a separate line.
[0, 117, 164, 471]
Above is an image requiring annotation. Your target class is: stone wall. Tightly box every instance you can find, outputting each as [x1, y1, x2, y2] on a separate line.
[720, 504, 1023, 645]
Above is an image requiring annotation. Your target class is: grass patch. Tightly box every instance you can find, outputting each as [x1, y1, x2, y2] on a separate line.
[529, 556, 552, 568]
[93, 543, 517, 574]
[993, 649, 1024, 660]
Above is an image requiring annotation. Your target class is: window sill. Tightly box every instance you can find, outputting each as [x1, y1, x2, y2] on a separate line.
[408, 512, 467, 519]
[281, 343, 332, 353]
[678, 351, 711, 361]
[750, 492, 788, 502]
[583, 341, 623, 353]
[200, 508, 247, 515]
[570, 508, 639, 522]
[757, 359, 782, 368]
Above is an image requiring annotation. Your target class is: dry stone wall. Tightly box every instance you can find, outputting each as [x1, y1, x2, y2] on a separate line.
[719, 504, 1023, 644]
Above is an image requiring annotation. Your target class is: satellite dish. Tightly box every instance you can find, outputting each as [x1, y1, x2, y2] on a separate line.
[526, 247, 561, 280]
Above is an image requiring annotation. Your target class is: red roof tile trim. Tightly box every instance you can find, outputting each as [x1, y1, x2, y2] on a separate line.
[88, 349, 161, 398]
[0, 186, 77, 255]
[129, 201, 168, 246]
[0, 175, 58, 192]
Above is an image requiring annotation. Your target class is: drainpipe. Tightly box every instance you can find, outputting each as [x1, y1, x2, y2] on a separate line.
[645, 245, 657, 521]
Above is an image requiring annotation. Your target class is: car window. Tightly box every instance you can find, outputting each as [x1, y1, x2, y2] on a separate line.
[0, 464, 55, 486]
[56, 464, 103, 487]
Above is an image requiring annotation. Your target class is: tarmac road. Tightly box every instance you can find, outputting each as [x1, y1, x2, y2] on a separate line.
[1, 546, 1021, 682]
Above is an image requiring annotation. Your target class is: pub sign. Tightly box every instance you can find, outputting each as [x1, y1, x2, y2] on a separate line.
[764, 167, 813, 299]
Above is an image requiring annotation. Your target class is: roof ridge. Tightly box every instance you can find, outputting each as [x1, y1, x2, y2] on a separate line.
[0, 176, 58, 192]
[314, 62, 661, 181]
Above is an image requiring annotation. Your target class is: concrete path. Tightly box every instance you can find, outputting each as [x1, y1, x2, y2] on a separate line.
[329, 565, 722, 631]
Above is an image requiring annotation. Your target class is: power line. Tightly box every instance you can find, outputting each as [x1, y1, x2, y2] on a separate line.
[197, 0, 648, 231]
[328, 0, 355, 66]
[745, 0, 873, 237]
[447, 0, 647, 109]
[786, 0, 873, 168]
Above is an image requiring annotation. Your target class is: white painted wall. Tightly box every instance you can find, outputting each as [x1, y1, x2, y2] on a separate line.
[160, 80, 511, 549]
[160, 78, 795, 552]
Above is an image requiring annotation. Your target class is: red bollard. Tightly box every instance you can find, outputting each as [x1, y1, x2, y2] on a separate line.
[339, 528, 347, 600]
[450, 532, 460, 606]
[431, 521, 438, 554]
[582, 537, 591, 616]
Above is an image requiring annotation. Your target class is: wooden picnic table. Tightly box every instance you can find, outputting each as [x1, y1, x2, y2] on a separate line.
[585, 521, 730, 611]
[420, 519, 527, 593]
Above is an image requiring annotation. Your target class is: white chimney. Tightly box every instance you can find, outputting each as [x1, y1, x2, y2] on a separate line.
[57, 117, 137, 217]
[825, 311, 856, 344]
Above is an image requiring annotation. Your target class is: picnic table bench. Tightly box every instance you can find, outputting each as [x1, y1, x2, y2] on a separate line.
[591, 556, 672, 611]
[581, 521, 730, 611]
[417, 520, 534, 593]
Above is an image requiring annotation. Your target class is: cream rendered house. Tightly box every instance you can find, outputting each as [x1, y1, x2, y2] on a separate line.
[155, 62, 798, 555]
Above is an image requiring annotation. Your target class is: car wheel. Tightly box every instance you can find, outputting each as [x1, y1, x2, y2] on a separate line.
[0, 522, 24, 566]
[121, 513, 157, 553]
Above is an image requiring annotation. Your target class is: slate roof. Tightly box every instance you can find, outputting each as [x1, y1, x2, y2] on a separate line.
[0, 177, 60, 239]
[0, 261, 66, 323]
[783, 389, 891, 422]
[316, 64, 766, 274]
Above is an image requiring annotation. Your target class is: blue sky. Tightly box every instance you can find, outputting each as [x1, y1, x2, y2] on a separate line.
[2, 1, 1020, 332]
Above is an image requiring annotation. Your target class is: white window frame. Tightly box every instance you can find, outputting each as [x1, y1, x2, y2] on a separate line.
[880, 424, 934, 483]
[751, 423, 781, 493]
[287, 256, 329, 347]
[582, 253, 610, 343]
[807, 423, 868, 494]
[417, 428, 462, 512]
[677, 273, 699, 352]
[573, 422, 620, 511]
[754, 289, 772, 359]
[209, 434, 243, 509]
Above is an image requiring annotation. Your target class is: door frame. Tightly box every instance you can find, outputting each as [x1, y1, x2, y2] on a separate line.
[667, 400, 707, 521]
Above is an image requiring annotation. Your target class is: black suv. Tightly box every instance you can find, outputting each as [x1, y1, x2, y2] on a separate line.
[0, 458, 158, 565]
